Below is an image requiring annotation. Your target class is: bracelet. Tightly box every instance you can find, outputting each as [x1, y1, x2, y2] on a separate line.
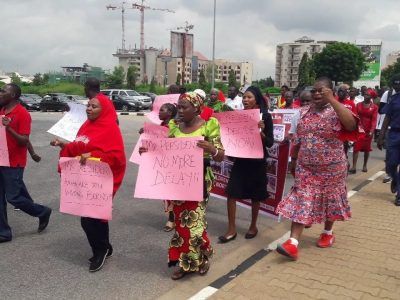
[212, 148, 219, 157]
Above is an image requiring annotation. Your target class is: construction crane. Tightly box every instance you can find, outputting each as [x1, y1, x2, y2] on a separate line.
[131, 0, 175, 52]
[171, 21, 194, 85]
[106, 2, 133, 51]
[107, 1, 174, 52]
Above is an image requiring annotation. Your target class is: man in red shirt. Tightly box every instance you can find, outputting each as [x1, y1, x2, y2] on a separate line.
[337, 84, 357, 113]
[0, 83, 51, 243]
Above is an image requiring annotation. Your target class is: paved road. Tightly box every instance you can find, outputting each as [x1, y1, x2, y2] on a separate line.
[0, 112, 386, 300]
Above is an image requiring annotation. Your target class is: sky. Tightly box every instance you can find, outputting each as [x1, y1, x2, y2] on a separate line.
[1, 0, 400, 80]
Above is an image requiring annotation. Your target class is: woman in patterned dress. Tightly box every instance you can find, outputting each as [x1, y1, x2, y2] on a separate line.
[141, 92, 224, 279]
[349, 90, 378, 173]
[276, 77, 358, 261]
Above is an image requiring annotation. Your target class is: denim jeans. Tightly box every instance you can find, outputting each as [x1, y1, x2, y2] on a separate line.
[0, 167, 50, 240]
[386, 131, 400, 198]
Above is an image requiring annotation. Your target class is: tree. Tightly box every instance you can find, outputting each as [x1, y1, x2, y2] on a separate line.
[106, 66, 125, 88]
[150, 76, 157, 93]
[126, 65, 138, 89]
[198, 69, 207, 89]
[205, 64, 218, 83]
[381, 58, 400, 87]
[297, 52, 314, 89]
[42, 73, 49, 84]
[10, 73, 22, 85]
[32, 73, 43, 86]
[228, 69, 238, 87]
[312, 42, 366, 85]
[176, 73, 182, 85]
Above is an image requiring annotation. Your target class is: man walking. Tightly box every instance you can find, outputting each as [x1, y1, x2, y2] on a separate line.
[0, 83, 51, 243]
[378, 74, 400, 206]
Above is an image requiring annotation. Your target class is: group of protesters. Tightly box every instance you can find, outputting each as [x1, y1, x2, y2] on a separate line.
[1, 72, 399, 277]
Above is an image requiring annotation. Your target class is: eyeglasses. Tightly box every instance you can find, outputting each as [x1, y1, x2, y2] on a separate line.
[310, 88, 323, 94]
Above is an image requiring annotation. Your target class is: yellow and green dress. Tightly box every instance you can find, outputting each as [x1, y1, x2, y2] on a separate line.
[168, 117, 224, 272]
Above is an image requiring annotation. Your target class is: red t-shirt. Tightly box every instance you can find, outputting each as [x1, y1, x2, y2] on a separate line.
[0, 104, 31, 167]
[337, 98, 357, 114]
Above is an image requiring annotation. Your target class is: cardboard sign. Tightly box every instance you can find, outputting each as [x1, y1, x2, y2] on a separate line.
[134, 137, 204, 201]
[59, 157, 114, 220]
[129, 122, 169, 164]
[0, 121, 10, 167]
[48, 103, 87, 142]
[214, 109, 263, 158]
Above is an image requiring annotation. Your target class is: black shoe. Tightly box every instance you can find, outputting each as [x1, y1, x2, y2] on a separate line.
[89, 245, 113, 263]
[390, 180, 397, 194]
[395, 198, 400, 206]
[383, 176, 392, 183]
[38, 208, 52, 233]
[0, 236, 11, 243]
[89, 249, 109, 272]
[218, 233, 237, 244]
[245, 230, 258, 239]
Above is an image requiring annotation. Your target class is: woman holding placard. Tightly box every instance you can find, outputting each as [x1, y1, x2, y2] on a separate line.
[219, 86, 274, 243]
[51, 78, 126, 272]
[140, 92, 224, 280]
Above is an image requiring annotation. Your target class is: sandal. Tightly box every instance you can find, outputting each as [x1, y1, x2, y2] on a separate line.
[163, 221, 175, 232]
[171, 268, 188, 280]
[362, 167, 368, 172]
[199, 258, 210, 276]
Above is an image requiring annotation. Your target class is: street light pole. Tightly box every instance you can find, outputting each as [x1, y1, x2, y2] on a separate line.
[211, 0, 216, 89]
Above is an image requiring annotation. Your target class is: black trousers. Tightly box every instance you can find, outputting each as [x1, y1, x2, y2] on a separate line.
[80, 217, 110, 255]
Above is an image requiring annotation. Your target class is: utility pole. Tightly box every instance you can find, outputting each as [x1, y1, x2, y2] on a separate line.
[211, 0, 216, 89]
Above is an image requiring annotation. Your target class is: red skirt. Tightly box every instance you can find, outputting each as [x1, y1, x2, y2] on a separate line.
[353, 134, 373, 152]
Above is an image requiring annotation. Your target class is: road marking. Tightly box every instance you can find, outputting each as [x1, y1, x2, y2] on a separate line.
[188, 170, 385, 299]
[189, 287, 218, 300]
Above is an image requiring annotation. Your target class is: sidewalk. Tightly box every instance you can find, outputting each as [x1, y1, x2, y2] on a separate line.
[211, 176, 400, 300]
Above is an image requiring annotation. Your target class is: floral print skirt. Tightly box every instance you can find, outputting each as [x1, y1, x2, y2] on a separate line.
[168, 167, 214, 272]
[277, 160, 351, 225]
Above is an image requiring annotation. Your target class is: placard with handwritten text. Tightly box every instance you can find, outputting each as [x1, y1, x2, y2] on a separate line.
[0, 121, 10, 167]
[134, 137, 203, 201]
[59, 157, 114, 220]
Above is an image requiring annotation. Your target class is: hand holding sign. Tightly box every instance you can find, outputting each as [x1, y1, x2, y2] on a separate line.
[59, 157, 114, 220]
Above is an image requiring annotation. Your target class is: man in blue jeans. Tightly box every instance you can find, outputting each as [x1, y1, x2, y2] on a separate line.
[378, 73, 400, 206]
[0, 83, 52, 243]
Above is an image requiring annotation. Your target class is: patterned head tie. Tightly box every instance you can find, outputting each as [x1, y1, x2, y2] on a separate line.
[179, 92, 204, 112]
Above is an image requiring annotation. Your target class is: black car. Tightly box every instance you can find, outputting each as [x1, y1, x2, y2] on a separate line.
[39, 95, 71, 112]
[110, 94, 143, 112]
[19, 95, 40, 111]
[139, 92, 157, 103]
[22, 93, 42, 103]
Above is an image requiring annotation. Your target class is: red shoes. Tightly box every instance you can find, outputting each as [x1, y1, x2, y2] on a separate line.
[317, 233, 335, 248]
[276, 239, 298, 260]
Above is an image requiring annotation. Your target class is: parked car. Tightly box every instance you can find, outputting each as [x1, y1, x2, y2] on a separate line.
[101, 89, 151, 109]
[139, 92, 157, 103]
[39, 95, 71, 112]
[19, 95, 40, 111]
[67, 95, 89, 105]
[109, 94, 142, 112]
[22, 93, 42, 103]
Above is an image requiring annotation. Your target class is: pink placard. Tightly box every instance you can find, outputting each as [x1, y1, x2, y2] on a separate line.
[0, 122, 10, 167]
[146, 94, 179, 124]
[129, 122, 169, 164]
[214, 109, 264, 158]
[59, 157, 114, 220]
[134, 137, 204, 201]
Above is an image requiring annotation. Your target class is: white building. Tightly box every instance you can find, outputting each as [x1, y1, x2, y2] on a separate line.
[275, 36, 329, 89]
[385, 51, 400, 68]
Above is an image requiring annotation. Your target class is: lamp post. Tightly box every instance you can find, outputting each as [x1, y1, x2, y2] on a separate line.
[211, 0, 216, 89]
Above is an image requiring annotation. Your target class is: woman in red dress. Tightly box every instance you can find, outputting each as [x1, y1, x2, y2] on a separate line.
[349, 90, 378, 173]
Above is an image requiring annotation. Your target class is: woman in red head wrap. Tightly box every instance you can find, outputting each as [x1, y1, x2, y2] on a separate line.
[51, 78, 126, 272]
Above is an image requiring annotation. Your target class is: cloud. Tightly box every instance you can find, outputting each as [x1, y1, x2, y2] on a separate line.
[0, 0, 399, 80]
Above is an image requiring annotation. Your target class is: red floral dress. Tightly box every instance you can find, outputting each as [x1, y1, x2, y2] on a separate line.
[353, 102, 378, 152]
[277, 105, 352, 224]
